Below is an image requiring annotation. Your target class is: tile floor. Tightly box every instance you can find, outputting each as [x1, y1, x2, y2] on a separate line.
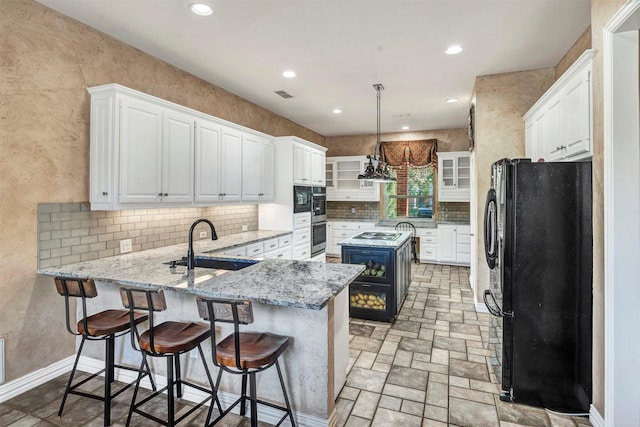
[0, 262, 592, 427]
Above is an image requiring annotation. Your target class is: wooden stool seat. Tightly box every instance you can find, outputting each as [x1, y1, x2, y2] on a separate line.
[78, 309, 147, 336]
[139, 321, 210, 354]
[120, 288, 221, 427]
[216, 332, 289, 369]
[197, 297, 296, 427]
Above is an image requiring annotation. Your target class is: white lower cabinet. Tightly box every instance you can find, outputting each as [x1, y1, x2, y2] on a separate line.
[218, 234, 292, 260]
[417, 228, 437, 262]
[437, 225, 458, 263]
[293, 212, 312, 260]
[326, 221, 377, 256]
[435, 224, 470, 266]
[456, 225, 471, 265]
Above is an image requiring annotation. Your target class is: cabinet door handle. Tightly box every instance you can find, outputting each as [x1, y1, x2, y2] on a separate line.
[163, 193, 168, 197]
[102, 192, 108, 196]
[157, 193, 163, 197]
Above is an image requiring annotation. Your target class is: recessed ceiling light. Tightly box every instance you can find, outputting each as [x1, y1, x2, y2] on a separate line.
[282, 70, 296, 78]
[446, 98, 459, 103]
[332, 108, 342, 114]
[401, 126, 410, 130]
[190, 3, 213, 16]
[445, 45, 463, 55]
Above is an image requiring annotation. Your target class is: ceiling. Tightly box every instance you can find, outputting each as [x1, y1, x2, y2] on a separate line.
[36, 0, 591, 137]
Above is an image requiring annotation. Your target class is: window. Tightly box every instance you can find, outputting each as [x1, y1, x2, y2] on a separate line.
[384, 166, 435, 219]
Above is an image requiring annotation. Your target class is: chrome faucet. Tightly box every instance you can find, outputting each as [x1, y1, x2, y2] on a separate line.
[188, 219, 218, 270]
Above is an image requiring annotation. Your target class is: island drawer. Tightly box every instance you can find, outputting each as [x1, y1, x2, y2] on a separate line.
[222, 246, 247, 257]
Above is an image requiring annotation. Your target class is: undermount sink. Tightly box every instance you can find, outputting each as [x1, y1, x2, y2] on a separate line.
[165, 256, 258, 271]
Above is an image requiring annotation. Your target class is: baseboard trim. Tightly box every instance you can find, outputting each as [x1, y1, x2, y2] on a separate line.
[589, 404, 605, 427]
[0, 356, 75, 403]
[78, 356, 330, 427]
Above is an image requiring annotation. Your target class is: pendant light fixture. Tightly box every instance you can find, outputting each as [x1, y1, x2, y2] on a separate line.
[358, 84, 396, 181]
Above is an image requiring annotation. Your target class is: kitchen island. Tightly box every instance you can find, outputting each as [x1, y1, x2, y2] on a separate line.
[38, 232, 364, 427]
[339, 231, 412, 322]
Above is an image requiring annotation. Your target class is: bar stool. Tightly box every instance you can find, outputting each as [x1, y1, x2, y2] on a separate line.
[53, 276, 155, 427]
[120, 287, 223, 427]
[395, 221, 418, 263]
[196, 297, 296, 427]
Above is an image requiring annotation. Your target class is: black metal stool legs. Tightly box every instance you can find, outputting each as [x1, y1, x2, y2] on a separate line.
[58, 335, 87, 418]
[275, 360, 296, 427]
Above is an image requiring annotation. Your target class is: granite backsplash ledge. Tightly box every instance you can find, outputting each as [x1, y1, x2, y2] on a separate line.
[37, 203, 258, 269]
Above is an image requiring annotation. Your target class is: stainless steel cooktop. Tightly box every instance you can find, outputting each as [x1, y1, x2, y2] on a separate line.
[353, 232, 402, 241]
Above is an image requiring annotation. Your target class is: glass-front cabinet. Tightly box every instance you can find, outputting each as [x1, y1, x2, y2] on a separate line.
[437, 151, 471, 202]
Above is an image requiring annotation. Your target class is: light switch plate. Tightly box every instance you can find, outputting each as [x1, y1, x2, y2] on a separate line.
[199, 231, 207, 238]
[120, 239, 132, 254]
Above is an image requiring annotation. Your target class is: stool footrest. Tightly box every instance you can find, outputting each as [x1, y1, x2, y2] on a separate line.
[131, 379, 213, 426]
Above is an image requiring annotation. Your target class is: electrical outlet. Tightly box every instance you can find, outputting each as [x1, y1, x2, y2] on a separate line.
[242, 225, 248, 231]
[351, 207, 356, 214]
[199, 231, 207, 238]
[120, 239, 132, 254]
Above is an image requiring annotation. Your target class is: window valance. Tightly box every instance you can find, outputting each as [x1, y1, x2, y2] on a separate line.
[381, 139, 438, 167]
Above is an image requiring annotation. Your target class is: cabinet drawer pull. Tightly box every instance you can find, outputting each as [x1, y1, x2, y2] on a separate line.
[102, 192, 108, 196]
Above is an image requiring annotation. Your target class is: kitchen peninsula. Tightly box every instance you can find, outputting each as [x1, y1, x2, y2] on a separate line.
[38, 231, 364, 427]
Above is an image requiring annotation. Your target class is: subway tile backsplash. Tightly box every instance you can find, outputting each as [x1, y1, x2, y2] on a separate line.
[327, 201, 380, 220]
[38, 203, 258, 269]
[438, 202, 471, 222]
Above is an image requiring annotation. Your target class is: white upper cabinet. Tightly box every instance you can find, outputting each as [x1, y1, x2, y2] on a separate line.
[311, 149, 326, 186]
[194, 120, 242, 203]
[161, 110, 195, 204]
[325, 156, 379, 201]
[437, 151, 471, 202]
[293, 143, 312, 185]
[242, 134, 274, 201]
[524, 49, 594, 162]
[118, 99, 194, 206]
[88, 83, 275, 210]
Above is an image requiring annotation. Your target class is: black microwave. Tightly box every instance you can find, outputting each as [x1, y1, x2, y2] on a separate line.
[293, 186, 312, 213]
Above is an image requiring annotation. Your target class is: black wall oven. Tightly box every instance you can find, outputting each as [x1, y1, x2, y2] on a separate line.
[311, 186, 327, 256]
[293, 185, 312, 213]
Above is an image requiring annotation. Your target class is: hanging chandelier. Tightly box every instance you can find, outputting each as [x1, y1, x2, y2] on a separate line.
[358, 84, 396, 181]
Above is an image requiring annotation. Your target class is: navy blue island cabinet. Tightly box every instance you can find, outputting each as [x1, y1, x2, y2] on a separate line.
[339, 231, 412, 322]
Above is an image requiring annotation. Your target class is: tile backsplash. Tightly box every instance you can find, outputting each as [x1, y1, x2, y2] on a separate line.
[438, 202, 471, 222]
[38, 203, 258, 268]
[327, 201, 380, 220]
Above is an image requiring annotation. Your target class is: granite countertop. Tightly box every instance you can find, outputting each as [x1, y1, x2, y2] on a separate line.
[338, 230, 413, 248]
[38, 230, 364, 310]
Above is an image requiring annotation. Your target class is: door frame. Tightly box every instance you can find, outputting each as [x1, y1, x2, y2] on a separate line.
[603, 1, 640, 425]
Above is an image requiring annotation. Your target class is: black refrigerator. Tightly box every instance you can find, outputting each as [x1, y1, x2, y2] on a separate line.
[483, 158, 592, 413]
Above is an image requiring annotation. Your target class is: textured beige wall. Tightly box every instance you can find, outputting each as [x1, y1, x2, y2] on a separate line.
[589, 0, 630, 417]
[472, 69, 555, 307]
[0, 0, 322, 382]
[555, 26, 593, 79]
[324, 128, 469, 157]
